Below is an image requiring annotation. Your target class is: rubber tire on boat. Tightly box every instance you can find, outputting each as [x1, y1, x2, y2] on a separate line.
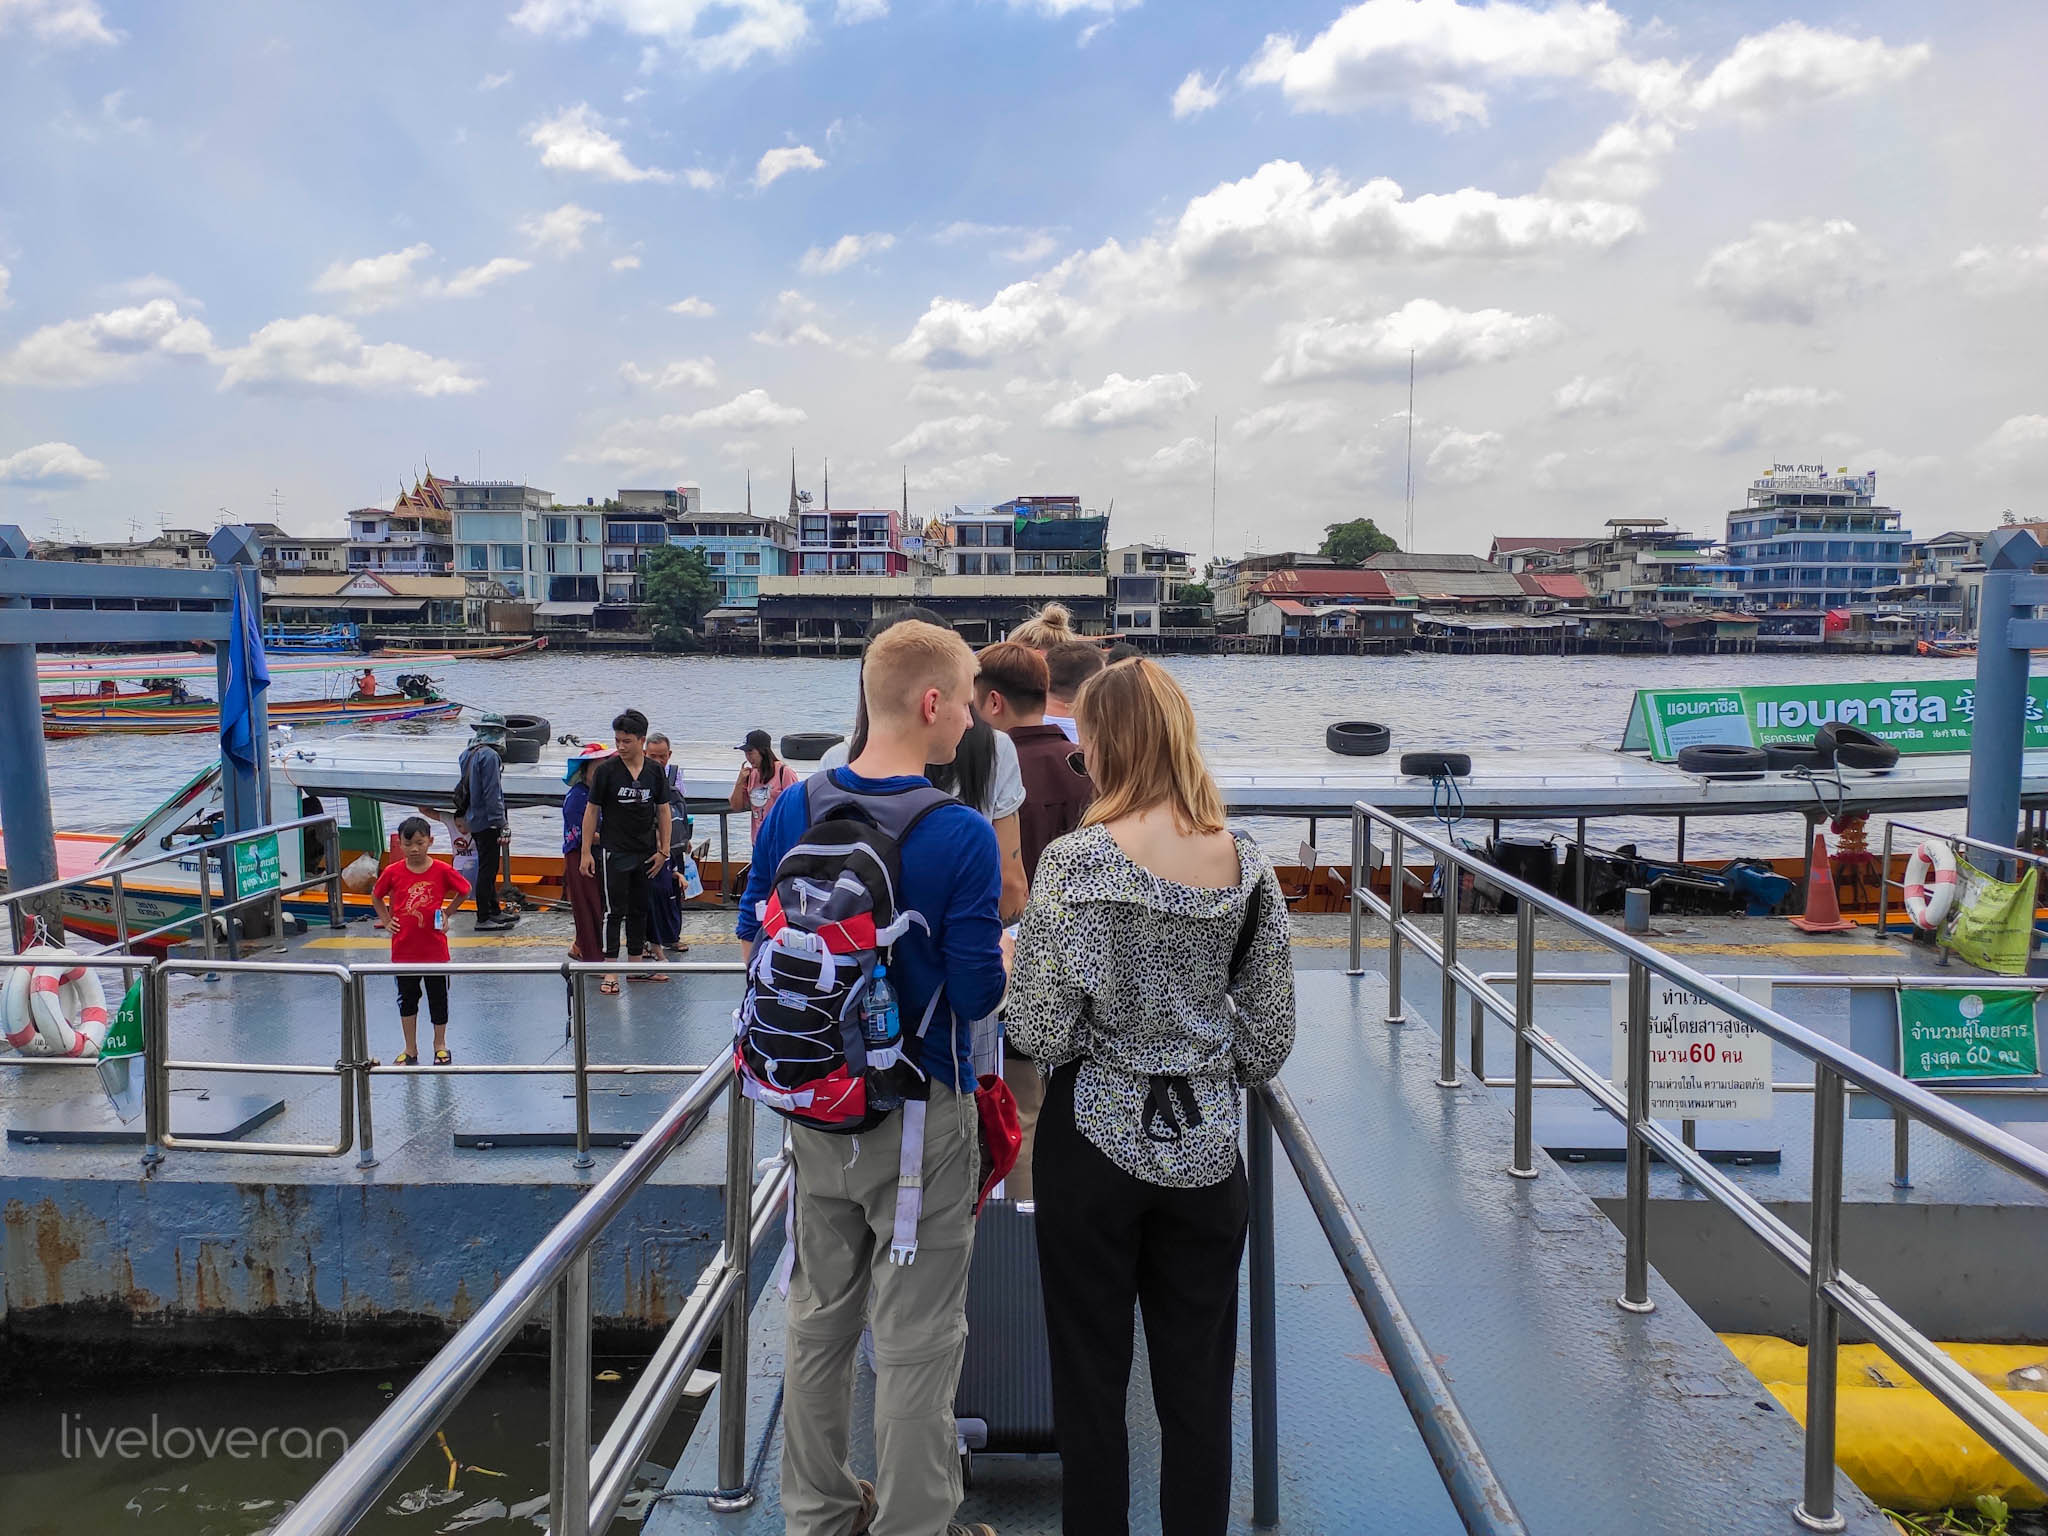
[1399, 750, 1471, 779]
[1764, 743, 1827, 772]
[503, 712, 550, 744]
[1675, 743, 1769, 777]
[1327, 720, 1392, 757]
[781, 731, 845, 762]
[501, 736, 542, 766]
[1815, 721, 1901, 771]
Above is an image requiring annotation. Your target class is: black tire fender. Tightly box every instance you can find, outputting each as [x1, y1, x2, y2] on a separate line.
[780, 731, 846, 762]
[1400, 750, 1472, 778]
[1327, 720, 1392, 757]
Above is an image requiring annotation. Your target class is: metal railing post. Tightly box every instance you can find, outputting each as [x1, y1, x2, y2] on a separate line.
[550, 1250, 593, 1536]
[1893, 1109, 1911, 1188]
[1346, 808, 1366, 976]
[1468, 992, 1485, 1083]
[1247, 1087, 1280, 1528]
[1385, 826, 1405, 1024]
[141, 962, 166, 1168]
[1437, 856, 1459, 1088]
[112, 872, 129, 951]
[198, 850, 217, 963]
[1618, 957, 1655, 1314]
[1876, 821, 1894, 933]
[1795, 1066, 1849, 1532]
[325, 822, 346, 929]
[1509, 904, 1538, 1180]
[710, 1074, 758, 1510]
[571, 969, 594, 1172]
[352, 973, 378, 1170]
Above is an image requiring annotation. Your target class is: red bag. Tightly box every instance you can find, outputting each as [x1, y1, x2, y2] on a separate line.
[973, 1071, 1021, 1214]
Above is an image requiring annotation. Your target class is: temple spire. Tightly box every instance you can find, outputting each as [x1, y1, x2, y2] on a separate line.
[788, 452, 799, 518]
[746, 469, 753, 518]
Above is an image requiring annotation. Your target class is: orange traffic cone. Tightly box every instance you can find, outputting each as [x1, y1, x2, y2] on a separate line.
[1790, 830, 1857, 933]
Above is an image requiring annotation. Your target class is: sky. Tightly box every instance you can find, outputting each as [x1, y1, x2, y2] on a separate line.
[1, 0, 2043, 559]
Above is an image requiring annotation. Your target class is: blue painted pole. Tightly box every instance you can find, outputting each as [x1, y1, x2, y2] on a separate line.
[0, 527, 65, 946]
[209, 528, 271, 836]
[1966, 528, 2043, 863]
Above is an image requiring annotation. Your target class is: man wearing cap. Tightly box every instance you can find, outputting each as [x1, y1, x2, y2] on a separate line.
[459, 713, 516, 931]
[728, 728, 799, 841]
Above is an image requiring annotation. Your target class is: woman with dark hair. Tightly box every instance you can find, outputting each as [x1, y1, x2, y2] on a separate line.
[730, 728, 800, 839]
[818, 607, 1027, 920]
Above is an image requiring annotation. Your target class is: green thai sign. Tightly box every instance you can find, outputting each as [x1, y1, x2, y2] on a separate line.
[1621, 680, 2048, 761]
[233, 833, 282, 897]
[96, 977, 146, 1124]
[1898, 988, 2040, 1081]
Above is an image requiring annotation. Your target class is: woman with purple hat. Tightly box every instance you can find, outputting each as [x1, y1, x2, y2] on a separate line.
[561, 743, 616, 993]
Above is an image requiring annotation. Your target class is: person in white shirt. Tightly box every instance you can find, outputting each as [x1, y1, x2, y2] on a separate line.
[1041, 640, 1105, 745]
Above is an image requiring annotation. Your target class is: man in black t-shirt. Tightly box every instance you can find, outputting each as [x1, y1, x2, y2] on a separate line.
[578, 708, 674, 977]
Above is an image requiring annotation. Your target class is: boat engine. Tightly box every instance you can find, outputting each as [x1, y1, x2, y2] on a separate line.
[396, 673, 435, 699]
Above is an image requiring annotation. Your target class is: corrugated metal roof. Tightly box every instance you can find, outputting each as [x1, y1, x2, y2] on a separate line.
[1376, 568, 1525, 600]
[1363, 552, 1500, 573]
[1518, 571, 1592, 601]
[1255, 568, 1398, 599]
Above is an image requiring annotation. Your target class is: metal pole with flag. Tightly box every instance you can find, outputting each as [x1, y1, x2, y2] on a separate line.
[212, 527, 272, 838]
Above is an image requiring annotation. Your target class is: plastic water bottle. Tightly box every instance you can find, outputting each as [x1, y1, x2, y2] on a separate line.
[862, 966, 904, 1110]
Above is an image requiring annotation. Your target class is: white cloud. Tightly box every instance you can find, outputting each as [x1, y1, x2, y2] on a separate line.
[1244, 0, 1630, 126]
[0, 263, 10, 310]
[521, 203, 604, 255]
[1954, 221, 2048, 296]
[529, 104, 672, 183]
[1697, 218, 1881, 324]
[611, 254, 642, 271]
[893, 277, 1088, 368]
[1980, 416, 2048, 471]
[1172, 70, 1222, 119]
[907, 452, 1015, 494]
[311, 243, 437, 312]
[1125, 436, 1213, 483]
[1233, 399, 1341, 440]
[445, 257, 532, 297]
[799, 232, 895, 275]
[1044, 371, 1200, 432]
[1426, 427, 1505, 484]
[680, 167, 721, 190]
[685, 388, 806, 432]
[751, 289, 843, 350]
[668, 295, 717, 317]
[215, 314, 482, 397]
[1552, 372, 1634, 417]
[836, 0, 887, 19]
[0, 0, 117, 45]
[1264, 298, 1562, 384]
[906, 380, 996, 410]
[0, 441, 107, 485]
[1542, 115, 1675, 201]
[1689, 22, 1929, 118]
[1009, 0, 1140, 15]
[887, 413, 1009, 458]
[0, 298, 214, 387]
[478, 70, 514, 90]
[509, 0, 809, 72]
[1701, 384, 1842, 453]
[755, 144, 825, 189]
[620, 356, 718, 390]
[934, 222, 1063, 264]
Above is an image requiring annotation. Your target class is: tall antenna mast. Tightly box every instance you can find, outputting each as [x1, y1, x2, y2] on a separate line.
[1403, 349, 1416, 553]
[1210, 414, 1218, 562]
[823, 458, 829, 512]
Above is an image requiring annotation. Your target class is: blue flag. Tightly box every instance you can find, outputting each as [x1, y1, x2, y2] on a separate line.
[219, 582, 271, 773]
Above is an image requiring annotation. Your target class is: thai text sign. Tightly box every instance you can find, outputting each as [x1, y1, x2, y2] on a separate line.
[1622, 680, 2048, 761]
[233, 833, 282, 897]
[1611, 976, 1775, 1120]
[96, 977, 146, 1124]
[1898, 987, 2040, 1081]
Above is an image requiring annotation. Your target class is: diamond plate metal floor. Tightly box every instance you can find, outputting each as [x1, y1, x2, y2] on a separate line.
[648, 971, 1893, 1535]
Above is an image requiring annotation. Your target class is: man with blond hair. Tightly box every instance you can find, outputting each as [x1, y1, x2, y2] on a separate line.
[738, 619, 1006, 1536]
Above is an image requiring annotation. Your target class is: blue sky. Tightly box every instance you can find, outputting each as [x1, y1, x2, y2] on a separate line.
[2, 0, 2043, 556]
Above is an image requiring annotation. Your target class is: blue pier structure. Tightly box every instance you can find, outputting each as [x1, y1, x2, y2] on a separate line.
[0, 523, 270, 940]
[1965, 526, 2046, 860]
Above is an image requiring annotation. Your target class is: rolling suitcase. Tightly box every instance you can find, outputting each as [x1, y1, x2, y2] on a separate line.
[953, 1197, 1056, 1485]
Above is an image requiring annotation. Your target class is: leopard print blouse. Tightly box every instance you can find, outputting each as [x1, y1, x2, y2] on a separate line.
[1007, 824, 1297, 1188]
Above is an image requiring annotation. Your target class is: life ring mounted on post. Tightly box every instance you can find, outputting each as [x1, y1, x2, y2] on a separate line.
[1901, 840, 1958, 931]
[2, 947, 110, 1057]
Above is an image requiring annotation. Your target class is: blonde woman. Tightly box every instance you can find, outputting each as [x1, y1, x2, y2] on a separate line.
[1007, 599, 1075, 650]
[1009, 659, 1295, 1536]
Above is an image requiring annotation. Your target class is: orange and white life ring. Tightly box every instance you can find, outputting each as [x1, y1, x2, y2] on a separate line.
[7, 951, 111, 1057]
[1902, 840, 1958, 931]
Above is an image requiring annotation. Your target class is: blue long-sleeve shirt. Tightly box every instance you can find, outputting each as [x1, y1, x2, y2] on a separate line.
[737, 767, 1004, 1090]
[461, 744, 507, 832]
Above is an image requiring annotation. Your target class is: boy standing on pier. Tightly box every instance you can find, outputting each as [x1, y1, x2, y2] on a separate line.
[372, 816, 470, 1066]
[580, 708, 674, 985]
[738, 620, 1006, 1536]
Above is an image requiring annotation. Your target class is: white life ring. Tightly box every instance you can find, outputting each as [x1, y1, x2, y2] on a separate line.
[24, 952, 110, 1057]
[2, 956, 40, 1052]
[1902, 840, 1958, 931]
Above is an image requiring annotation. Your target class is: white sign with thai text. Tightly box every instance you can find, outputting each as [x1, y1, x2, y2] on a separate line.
[1611, 976, 1775, 1121]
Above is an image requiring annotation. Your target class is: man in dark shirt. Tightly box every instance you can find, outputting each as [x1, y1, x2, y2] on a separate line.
[459, 713, 515, 930]
[578, 708, 673, 977]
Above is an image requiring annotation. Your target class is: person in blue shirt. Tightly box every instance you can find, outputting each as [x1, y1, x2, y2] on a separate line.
[739, 619, 1005, 1536]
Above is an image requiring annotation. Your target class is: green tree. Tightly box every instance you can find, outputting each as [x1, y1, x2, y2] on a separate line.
[640, 544, 718, 650]
[1318, 518, 1400, 565]
[1175, 580, 1214, 605]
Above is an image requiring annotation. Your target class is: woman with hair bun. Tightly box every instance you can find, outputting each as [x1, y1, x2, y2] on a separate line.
[1008, 600, 1075, 650]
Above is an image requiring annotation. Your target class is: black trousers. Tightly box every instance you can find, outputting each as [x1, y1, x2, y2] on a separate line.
[600, 848, 651, 958]
[473, 826, 503, 921]
[395, 974, 449, 1027]
[1035, 1061, 1248, 1536]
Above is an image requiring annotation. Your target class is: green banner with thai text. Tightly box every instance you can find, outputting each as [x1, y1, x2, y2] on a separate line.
[1898, 987, 2040, 1081]
[1621, 679, 2048, 761]
[233, 833, 281, 897]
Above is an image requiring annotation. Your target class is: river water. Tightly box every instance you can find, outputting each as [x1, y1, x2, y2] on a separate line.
[45, 649, 1979, 860]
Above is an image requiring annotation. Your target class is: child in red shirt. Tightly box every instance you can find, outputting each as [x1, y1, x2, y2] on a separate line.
[371, 816, 472, 1065]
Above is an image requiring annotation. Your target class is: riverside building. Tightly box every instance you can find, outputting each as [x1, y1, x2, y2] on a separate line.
[1723, 465, 1908, 610]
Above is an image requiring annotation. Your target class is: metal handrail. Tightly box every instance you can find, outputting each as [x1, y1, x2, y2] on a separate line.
[1876, 818, 2048, 935]
[1345, 800, 2048, 1530]
[1249, 1080, 1528, 1535]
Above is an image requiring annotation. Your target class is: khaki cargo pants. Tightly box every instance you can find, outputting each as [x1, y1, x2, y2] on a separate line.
[782, 1080, 979, 1536]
